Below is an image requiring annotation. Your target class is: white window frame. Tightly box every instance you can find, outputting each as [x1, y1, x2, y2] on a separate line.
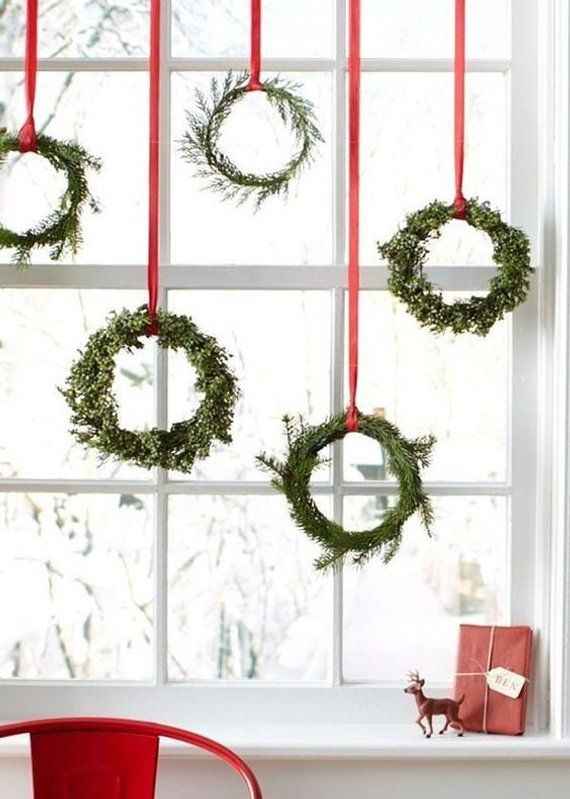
[0, 0, 554, 731]
[547, 0, 570, 741]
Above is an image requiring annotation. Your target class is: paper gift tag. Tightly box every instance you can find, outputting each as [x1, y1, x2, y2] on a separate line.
[486, 667, 527, 698]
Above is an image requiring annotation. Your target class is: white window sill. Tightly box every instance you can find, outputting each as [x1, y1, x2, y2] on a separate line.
[0, 724, 568, 760]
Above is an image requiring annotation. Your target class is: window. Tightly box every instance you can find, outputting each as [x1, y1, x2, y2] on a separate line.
[0, 0, 542, 727]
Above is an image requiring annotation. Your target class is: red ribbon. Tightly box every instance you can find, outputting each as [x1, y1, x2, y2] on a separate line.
[345, 0, 361, 433]
[454, 0, 466, 219]
[146, 0, 161, 335]
[19, 0, 38, 153]
[246, 0, 264, 92]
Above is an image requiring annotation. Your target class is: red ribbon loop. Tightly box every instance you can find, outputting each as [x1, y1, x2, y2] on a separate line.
[345, 0, 361, 433]
[18, 0, 38, 153]
[454, 0, 466, 219]
[146, 0, 161, 335]
[246, 0, 264, 91]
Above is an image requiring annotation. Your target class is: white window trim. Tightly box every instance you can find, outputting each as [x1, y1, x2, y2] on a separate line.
[548, 0, 570, 740]
[0, 0, 558, 735]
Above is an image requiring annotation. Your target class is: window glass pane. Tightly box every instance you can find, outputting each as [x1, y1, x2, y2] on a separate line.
[168, 495, 330, 680]
[344, 292, 508, 483]
[0, 493, 153, 679]
[171, 73, 333, 265]
[365, 73, 507, 265]
[0, 289, 151, 480]
[362, 0, 509, 59]
[342, 495, 507, 682]
[0, 73, 147, 265]
[171, 0, 333, 58]
[168, 291, 331, 481]
[0, 0, 149, 58]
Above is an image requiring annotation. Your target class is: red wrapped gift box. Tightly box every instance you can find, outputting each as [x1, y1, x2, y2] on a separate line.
[453, 624, 532, 735]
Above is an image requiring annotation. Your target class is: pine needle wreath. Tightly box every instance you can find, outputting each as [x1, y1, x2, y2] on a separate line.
[62, 306, 240, 473]
[179, 71, 323, 208]
[257, 413, 435, 570]
[0, 130, 101, 267]
[378, 199, 533, 336]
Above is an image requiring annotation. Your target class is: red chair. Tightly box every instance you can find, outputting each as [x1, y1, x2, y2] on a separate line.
[0, 717, 262, 799]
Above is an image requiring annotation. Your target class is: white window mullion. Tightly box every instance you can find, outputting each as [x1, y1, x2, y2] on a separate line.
[548, 0, 570, 740]
[330, 0, 348, 688]
[0, 56, 510, 73]
[0, 478, 511, 495]
[508, 0, 539, 624]
[154, 286, 169, 688]
[333, 0, 347, 269]
[161, 0, 172, 268]
[0, 264, 501, 290]
[152, 0, 172, 689]
[331, 288, 346, 687]
[509, 0, 545, 730]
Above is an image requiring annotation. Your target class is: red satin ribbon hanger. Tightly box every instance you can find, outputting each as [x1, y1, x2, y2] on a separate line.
[345, 0, 361, 432]
[246, 0, 264, 91]
[454, 0, 466, 219]
[19, 0, 39, 153]
[146, 0, 161, 334]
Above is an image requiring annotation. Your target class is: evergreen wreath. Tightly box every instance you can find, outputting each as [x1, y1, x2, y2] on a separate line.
[257, 413, 435, 570]
[0, 130, 101, 267]
[180, 71, 323, 208]
[378, 199, 533, 336]
[62, 306, 239, 473]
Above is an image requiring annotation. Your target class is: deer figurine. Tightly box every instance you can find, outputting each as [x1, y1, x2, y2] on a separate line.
[404, 670, 465, 738]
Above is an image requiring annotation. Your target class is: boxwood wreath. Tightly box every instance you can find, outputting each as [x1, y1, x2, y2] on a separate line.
[378, 199, 533, 336]
[257, 413, 435, 570]
[62, 306, 239, 473]
[180, 71, 323, 207]
[0, 130, 101, 267]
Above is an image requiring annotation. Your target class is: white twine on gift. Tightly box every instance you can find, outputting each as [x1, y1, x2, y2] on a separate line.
[454, 624, 495, 733]
[455, 626, 529, 734]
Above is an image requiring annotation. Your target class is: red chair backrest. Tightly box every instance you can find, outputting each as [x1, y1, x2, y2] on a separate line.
[0, 717, 262, 799]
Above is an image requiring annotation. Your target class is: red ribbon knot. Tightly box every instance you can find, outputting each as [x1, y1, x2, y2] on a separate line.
[245, 79, 264, 92]
[454, 194, 467, 220]
[345, 405, 359, 433]
[18, 118, 37, 153]
[146, 315, 159, 337]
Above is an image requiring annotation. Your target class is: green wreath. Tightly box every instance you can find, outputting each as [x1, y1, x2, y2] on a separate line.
[0, 130, 101, 267]
[180, 71, 323, 208]
[257, 413, 435, 570]
[62, 306, 240, 473]
[378, 199, 533, 336]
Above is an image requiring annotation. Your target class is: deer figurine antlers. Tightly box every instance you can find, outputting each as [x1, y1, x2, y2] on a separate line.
[404, 670, 465, 738]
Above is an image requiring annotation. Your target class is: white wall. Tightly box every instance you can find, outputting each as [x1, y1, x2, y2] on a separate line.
[2, 757, 570, 799]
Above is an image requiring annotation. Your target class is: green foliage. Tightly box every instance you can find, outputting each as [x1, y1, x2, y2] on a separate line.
[62, 306, 240, 473]
[180, 71, 323, 208]
[378, 199, 533, 336]
[0, 130, 101, 267]
[258, 413, 435, 570]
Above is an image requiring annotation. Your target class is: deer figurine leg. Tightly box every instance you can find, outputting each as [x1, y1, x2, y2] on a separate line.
[405, 670, 465, 740]
[448, 699, 465, 737]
